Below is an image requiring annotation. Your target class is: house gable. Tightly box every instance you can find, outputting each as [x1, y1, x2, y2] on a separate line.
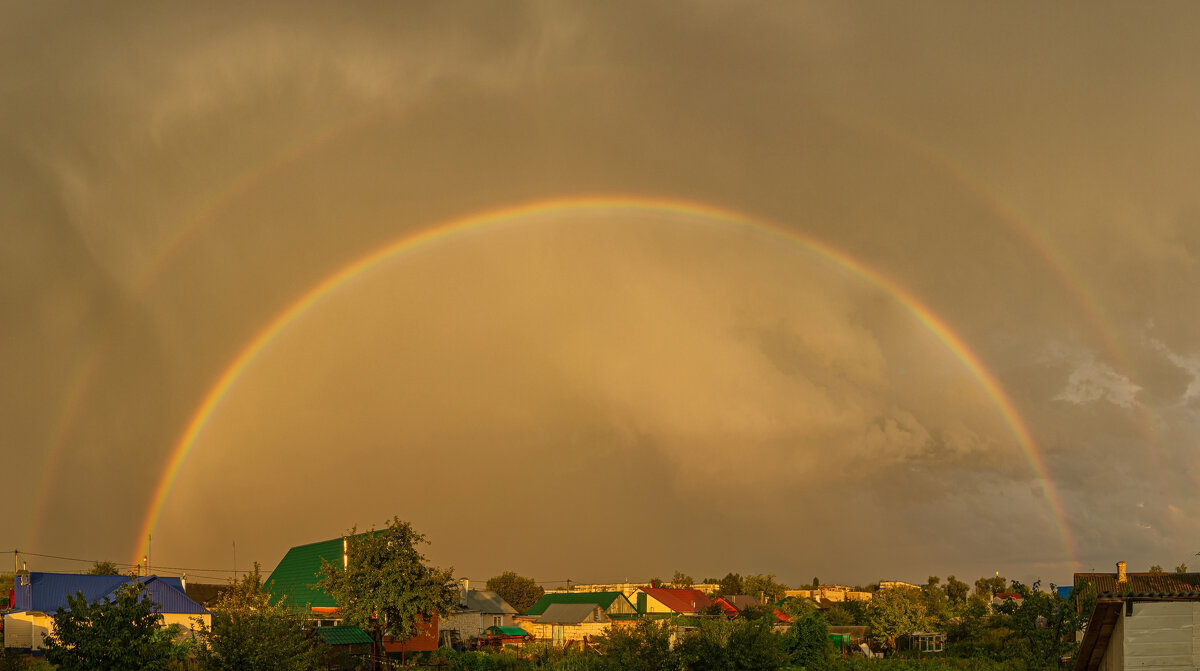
[265, 537, 346, 610]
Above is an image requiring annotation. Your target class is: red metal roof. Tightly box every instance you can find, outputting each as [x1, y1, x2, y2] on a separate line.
[641, 588, 712, 613]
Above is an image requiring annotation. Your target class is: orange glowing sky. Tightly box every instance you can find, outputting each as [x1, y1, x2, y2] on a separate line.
[4, 1, 1200, 586]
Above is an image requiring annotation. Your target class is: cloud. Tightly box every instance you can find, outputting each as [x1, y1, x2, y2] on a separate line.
[1049, 348, 1141, 408]
[1150, 340, 1200, 405]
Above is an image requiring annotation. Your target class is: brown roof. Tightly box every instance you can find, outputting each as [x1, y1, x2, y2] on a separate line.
[640, 588, 713, 614]
[1074, 572, 1200, 594]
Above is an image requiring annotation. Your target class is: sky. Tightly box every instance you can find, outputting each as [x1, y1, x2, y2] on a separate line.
[4, 1, 1200, 589]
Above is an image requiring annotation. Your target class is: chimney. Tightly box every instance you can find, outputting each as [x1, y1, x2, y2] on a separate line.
[1117, 561, 1127, 584]
[460, 578, 469, 599]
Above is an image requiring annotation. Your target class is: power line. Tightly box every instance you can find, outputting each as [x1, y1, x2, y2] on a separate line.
[10, 549, 249, 575]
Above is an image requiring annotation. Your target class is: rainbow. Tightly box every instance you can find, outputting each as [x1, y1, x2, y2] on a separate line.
[36, 106, 1147, 558]
[132, 195, 1079, 568]
[820, 104, 1160, 448]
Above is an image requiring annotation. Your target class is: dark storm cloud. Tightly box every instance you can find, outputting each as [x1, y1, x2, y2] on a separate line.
[5, 1, 1200, 585]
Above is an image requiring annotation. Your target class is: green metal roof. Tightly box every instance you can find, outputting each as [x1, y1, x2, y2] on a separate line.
[265, 537, 345, 610]
[522, 592, 628, 616]
[486, 625, 528, 637]
[316, 625, 373, 645]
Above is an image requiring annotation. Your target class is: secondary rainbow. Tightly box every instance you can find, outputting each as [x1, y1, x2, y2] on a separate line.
[133, 195, 1079, 568]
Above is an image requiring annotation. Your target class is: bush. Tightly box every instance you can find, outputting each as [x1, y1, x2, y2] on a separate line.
[452, 650, 498, 671]
[595, 620, 677, 670]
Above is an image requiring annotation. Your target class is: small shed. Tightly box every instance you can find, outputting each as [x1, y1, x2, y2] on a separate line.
[317, 625, 374, 669]
[483, 625, 531, 648]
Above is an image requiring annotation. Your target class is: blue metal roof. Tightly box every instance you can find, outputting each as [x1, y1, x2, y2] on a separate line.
[13, 573, 209, 615]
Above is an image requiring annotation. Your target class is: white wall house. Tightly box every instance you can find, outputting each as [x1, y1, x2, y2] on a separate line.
[1076, 600, 1200, 671]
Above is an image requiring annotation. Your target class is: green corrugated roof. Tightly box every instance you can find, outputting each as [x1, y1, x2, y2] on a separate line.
[265, 537, 344, 610]
[523, 592, 627, 616]
[317, 625, 373, 645]
[486, 625, 528, 637]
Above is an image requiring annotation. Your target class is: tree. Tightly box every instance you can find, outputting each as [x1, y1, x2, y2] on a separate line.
[672, 570, 695, 589]
[995, 581, 1087, 670]
[194, 563, 325, 671]
[42, 581, 189, 671]
[676, 617, 788, 671]
[944, 575, 970, 607]
[486, 571, 545, 614]
[974, 575, 1007, 598]
[824, 600, 865, 626]
[920, 580, 949, 624]
[87, 560, 122, 575]
[783, 609, 833, 671]
[725, 617, 790, 670]
[812, 577, 820, 589]
[1177, 563, 1189, 573]
[596, 619, 677, 671]
[0, 573, 11, 608]
[717, 572, 744, 597]
[778, 596, 819, 620]
[743, 574, 789, 603]
[866, 586, 928, 650]
[317, 517, 460, 662]
[1149, 565, 1164, 573]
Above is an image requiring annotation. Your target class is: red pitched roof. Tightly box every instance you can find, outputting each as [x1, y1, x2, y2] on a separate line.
[642, 588, 712, 613]
[712, 597, 739, 617]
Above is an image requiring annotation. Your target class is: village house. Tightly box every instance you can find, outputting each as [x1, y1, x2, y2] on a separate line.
[1073, 561, 1200, 671]
[2, 571, 210, 652]
[630, 587, 713, 616]
[516, 591, 637, 644]
[519, 591, 638, 620]
[438, 580, 518, 645]
[521, 603, 611, 646]
[265, 536, 439, 657]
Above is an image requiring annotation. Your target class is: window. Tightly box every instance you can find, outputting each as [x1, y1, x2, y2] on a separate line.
[493, 615, 503, 627]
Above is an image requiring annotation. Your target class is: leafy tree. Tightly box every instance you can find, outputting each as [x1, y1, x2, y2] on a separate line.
[812, 577, 820, 589]
[676, 617, 788, 670]
[920, 581, 949, 624]
[995, 581, 1087, 670]
[0, 573, 11, 608]
[317, 517, 460, 659]
[777, 596, 819, 619]
[974, 575, 1007, 598]
[1177, 563, 1189, 573]
[87, 560, 122, 575]
[194, 562, 325, 671]
[824, 600, 865, 626]
[743, 574, 789, 604]
[866, 586, 928, 650]
[782, 609, 833, 671]
[947, 594, 995, 650]
[717, 572, 744, 597]
[944, 575, 970, 607]
[672, 570, 695, 589]
[1149, 565, 1164, 574]
[726, 617, 790, 670]
[676, 618, 734, 670]
[486, 571, 545, 613]
[42, 581, 189, 671]
[596, 619, 677, 670]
